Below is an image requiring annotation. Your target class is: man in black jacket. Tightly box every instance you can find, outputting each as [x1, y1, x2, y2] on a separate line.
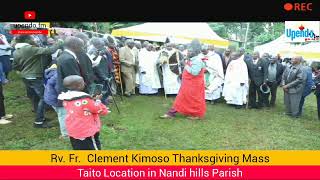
[264, 56, 285, 107]
[73, 32, 95, 89]
[246, 51, 268, 109]
[88, 37, 114, 105]
[55, 36, 87, 136]
[57, 36, 86, 97]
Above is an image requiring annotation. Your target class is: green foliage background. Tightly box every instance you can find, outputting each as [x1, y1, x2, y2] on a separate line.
[52, 22, 285, 51]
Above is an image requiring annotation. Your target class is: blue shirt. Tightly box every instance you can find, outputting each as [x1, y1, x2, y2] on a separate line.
[185, 55, 205, 76]
[303, 66, 314, 97]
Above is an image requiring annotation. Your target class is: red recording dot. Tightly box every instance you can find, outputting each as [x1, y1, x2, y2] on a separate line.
[284, 3, 293, 11]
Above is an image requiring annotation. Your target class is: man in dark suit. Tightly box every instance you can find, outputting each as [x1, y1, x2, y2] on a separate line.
[221, 48, 232, 75]
[246, 51, 268, 109]
[281, 56, 306, 118]
[55, 36, 91, 137]
[265, 56, 285, 107]
[239, 47, 252, 62]
[73, 32, 95, 89]
[57, 36, 87, 97]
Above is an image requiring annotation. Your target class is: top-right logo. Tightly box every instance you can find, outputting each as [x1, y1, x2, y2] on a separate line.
[285, 21, 320, 42]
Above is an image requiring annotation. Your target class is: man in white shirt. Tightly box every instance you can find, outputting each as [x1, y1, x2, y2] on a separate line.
[138, 44, 161, 94]
[158, 43, 182, 95]
[200, 45, 224, 103]
[222, 52, 249, 109]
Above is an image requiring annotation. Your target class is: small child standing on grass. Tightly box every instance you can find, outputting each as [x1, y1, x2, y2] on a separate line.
[44, 64, 68, 139]
[58, 75, 109, 150]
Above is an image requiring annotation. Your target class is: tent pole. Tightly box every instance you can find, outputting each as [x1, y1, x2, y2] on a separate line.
[244, 23, 250, 49]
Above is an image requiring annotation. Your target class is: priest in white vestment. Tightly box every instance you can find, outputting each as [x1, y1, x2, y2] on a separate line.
[222, 53, 249, 108]
[158, 43, 181, 95]
[138, 44, 161, 94]
[200, 45, 225, 102]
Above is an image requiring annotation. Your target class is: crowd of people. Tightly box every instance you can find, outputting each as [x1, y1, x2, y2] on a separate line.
[0, 28, 320, 149]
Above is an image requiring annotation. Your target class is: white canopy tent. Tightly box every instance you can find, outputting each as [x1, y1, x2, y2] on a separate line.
[111, 23, 230, 48]
[292, 42, 320, 62]
[255, 35, 320, 63]
[254, 35, 296, 56]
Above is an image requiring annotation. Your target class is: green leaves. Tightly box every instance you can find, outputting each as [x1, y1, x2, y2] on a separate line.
[208, 22, 285, 50]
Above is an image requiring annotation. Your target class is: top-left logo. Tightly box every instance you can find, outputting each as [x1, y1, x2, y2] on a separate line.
[24, 11, 36, 20]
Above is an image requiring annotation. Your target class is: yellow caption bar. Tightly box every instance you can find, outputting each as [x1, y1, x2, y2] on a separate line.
[1, 150, 320, 166]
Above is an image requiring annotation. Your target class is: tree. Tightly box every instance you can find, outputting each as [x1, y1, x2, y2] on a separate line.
[208, 22, 285, 50]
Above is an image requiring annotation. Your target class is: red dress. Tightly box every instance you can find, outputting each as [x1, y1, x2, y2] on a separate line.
[173, 62, 206, 118]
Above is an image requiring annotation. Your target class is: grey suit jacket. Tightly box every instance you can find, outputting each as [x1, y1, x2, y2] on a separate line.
[281, 64, 306, 94]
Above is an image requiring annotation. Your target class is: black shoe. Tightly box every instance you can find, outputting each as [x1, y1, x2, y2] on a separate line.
[34, 122, 53, 128]
[293, 114, 301, 119]
[43, 118, 53, 122]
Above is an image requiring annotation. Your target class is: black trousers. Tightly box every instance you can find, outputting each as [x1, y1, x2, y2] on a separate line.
[70, 132, 101, 150]
[22, 78, 45, 123]
[0, 84, 5, 118]
[248, 81, 264, 108]
[266, 81, 278, 106]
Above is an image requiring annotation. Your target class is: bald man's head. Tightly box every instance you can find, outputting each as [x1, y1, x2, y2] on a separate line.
[135, 41, 142, 49]
[208, 44, 215, 51]
[63, 75, 85, 91]
[253, 51, 260, 60]
[166, 43, 174, 51]
[224, 48, 231, 56]
[64, 36, 85, 54]
[146, 44, 153, 51]
[292, 56, 303, 65]
[90, 37, 105, 50]
[239, 47, 245, 55]
[231, 52, 241, 60]
[201, 44, 209, 55]
[142, 41, 149, 48]
[125, 39, 134, 49]
[187, 39, 202, 58]
[73, 32, 89, 46]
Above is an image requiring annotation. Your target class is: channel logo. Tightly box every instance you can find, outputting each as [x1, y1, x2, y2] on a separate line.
[24, 11, 36, 20]
[9, 22, 58, 36]
[285, 21, 320, 42]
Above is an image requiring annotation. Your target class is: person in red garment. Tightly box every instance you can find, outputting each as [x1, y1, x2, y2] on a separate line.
[160, 39, 206, 120]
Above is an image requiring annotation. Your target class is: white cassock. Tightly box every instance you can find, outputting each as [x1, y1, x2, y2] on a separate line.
[134, 48, 140, 85]
[201, 53, 225, 101]
[222, 55, 249, 105]
[138, 50, 161, 94]
[159, 49, 181, 95]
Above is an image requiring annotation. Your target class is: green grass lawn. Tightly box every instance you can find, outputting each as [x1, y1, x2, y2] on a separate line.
[1, 72, 320, 150]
